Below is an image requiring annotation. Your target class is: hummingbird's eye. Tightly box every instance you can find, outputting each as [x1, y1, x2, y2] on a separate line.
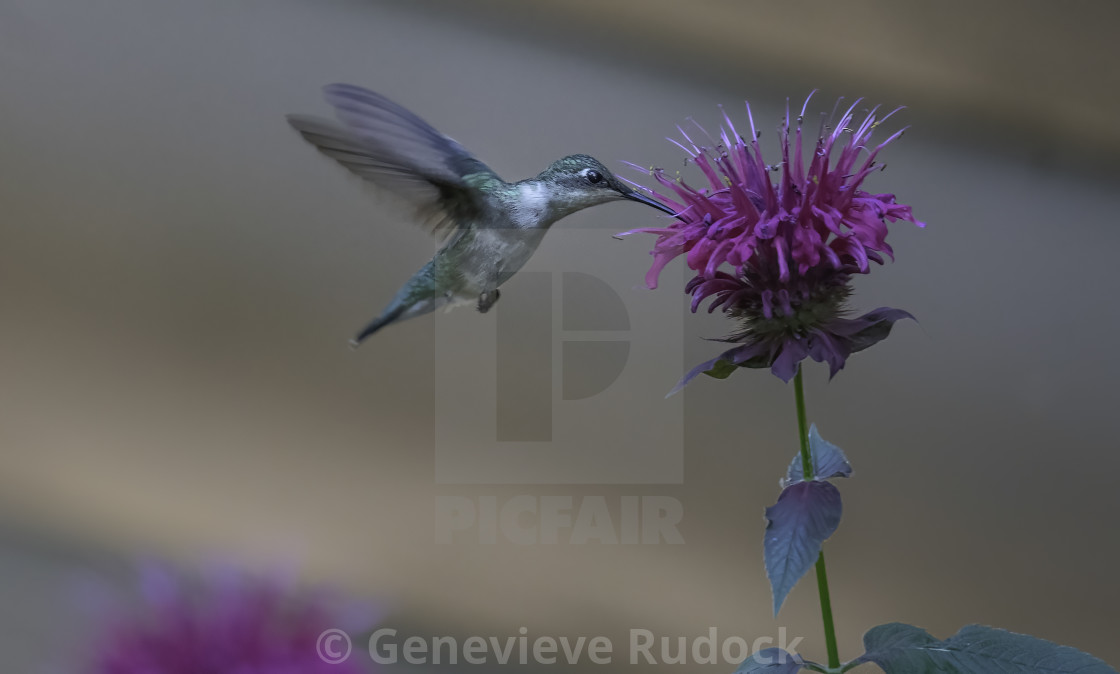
[585, 170, 603, 185]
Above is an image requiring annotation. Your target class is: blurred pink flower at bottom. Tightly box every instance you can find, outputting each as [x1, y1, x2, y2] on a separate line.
[91, 563, 374, 674]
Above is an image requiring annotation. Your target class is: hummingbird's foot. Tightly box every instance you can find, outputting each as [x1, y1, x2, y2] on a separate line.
[477, 289, 501, 313]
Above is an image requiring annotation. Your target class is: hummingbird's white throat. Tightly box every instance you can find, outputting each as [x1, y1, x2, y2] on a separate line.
[513, 181, 551, 228]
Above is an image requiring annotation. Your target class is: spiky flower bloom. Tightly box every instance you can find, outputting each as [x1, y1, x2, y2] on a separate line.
[91, 564, 372, 674]
[625, 94, 924, 390]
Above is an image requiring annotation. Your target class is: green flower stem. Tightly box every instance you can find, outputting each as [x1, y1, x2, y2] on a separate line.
[812, 551, 840, 669]
[793, 367, 841, 669]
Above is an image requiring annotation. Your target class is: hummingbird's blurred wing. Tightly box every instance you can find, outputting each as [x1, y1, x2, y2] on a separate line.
[287, 84, 501, 242]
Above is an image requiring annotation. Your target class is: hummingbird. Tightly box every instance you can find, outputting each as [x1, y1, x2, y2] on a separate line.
[287, 84, 674, 347]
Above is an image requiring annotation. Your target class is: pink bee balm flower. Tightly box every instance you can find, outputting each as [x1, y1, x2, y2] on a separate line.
[625, 94, 924, 390]
[90, 564, 373, 674]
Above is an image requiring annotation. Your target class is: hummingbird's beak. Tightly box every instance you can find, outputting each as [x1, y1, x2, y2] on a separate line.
[621, 188, 677, 216]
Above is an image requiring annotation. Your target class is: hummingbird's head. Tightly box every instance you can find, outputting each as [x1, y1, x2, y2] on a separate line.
[536, 154, 676, 218]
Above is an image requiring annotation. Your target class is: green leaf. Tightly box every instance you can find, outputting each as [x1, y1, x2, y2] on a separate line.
[857, 622, 1117, 673]
[733, 647, 804, 673]
[784, 423, 853, 484]
[703, 359, 739, 379]
[764, 481, 842, 615]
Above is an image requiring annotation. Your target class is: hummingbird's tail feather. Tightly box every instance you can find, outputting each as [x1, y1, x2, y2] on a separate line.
[350, 304, 409, 348]
[350, 257, 444, 348]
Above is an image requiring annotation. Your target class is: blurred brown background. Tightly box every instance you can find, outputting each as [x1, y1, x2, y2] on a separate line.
[2, 0, 1119, 671]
